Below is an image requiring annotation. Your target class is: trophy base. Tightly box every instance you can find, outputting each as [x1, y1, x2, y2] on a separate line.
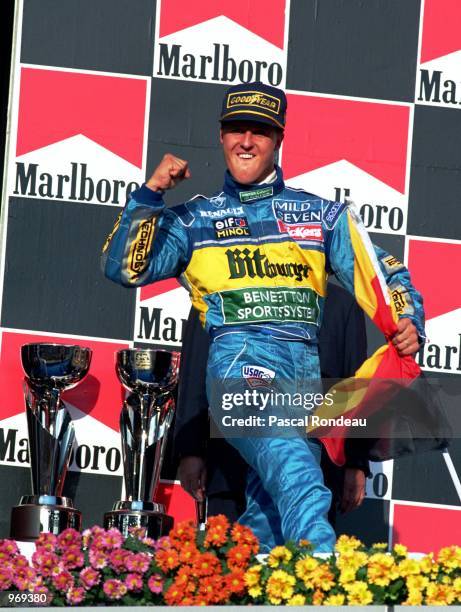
[104, 504, 173, 538]
[10, 499, 82, 541]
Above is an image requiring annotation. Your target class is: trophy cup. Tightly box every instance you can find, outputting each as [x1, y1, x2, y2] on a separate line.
[104, 348, 180, 538]
[10, 343, 92, 541]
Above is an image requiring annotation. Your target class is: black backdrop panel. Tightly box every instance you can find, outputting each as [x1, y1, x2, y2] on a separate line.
[408, 104, 461, 240]
[1, 197, 136, 340]
[20, 0, 156, 76]
[287, 0, 421, 102]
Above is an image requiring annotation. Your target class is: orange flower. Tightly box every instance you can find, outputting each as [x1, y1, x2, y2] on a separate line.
[226, 545, 252, 570]
[313, 589, 325, 605]
[175, 566, 196, 594]
[178, 541, 200, 565]
[155, 548, 180, 572]
[230, 524, 259, 553]
[207, 514, 230, 532]
[198, 575, 226, 604]
[192, 552, 222, 577]
[164, 582, 187, 605]
[225, 569, 246, 596]
[169, 521, 196, 547]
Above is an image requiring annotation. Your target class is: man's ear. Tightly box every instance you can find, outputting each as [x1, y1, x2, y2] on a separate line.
[219, 128, 224, 144]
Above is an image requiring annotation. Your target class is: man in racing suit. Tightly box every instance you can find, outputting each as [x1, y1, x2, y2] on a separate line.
[102, 82, 424, 553]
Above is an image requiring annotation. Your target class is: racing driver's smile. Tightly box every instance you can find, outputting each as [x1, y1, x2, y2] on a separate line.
[220, 121, 283, 185]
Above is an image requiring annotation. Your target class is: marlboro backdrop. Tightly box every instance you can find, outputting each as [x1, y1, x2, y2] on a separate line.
[0, 0, 460, 551]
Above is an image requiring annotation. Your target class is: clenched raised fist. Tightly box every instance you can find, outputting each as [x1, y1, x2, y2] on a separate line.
[146, 153, 191, 192]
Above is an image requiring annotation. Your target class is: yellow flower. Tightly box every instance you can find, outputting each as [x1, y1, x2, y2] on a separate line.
[267, 545, 293, 568]
[403, 588, 423, 606]
[287, 594, 306, 605]
[367, 553, 399, 587]
[344, 581, 373, 605]
[268, 594, 282, 605]
[426, 582, 455, 605]
[324, 593, 346, 605]
[335, 534, 363, 555]
[393, 543, 408, 557]
[248, 585, 263, 598]
[453, 577, 461, 594]
[266, 570, 296, 601]
[397, 558, 421, 578]
[312, 565, 335, 591]
[339, 567, 356, 584]
[372, 542, 388, 550]
[244, 564, 262, 587]
[406, 574, 429, 591]
[438, 546, 461, 570]
[294, 556, 319, 580]
[337, 550, 368, 572]
[419, 553, 435, 574]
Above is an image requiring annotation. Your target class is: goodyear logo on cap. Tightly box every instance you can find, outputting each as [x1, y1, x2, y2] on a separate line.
[227, 91, 280, 115]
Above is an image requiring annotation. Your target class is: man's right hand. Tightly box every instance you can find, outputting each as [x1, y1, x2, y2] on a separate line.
[178, 455, 207, 502]
[146, 153, 191, 192]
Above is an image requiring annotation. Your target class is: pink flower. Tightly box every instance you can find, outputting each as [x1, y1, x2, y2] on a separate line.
[0, 566, 13, 589]
[66, 586, 85, 605]
[142, 537, 157, 548]
[125, 573, 143, 592]
[57, 528, 82, 549]
[13, 567, 36, 591]
[52, 570, 74, 592]
[12, 555, 29, 569]
[102, 528, 124, 549]
[103, 578, 128, 600]
[0, 540, 19, 556]
[128, 526, 146, 539]
[62, 548, 84, 570]
[88, 548, 108, 569]
[79, 567, 100, 590]
[108, 548, 130, 573]
[125, 552, 151, 574]
[31, 551, 60, 576]
[148, 573, 163, 594]
[36, 533, 57, 552]
[155, 536, 172, 550]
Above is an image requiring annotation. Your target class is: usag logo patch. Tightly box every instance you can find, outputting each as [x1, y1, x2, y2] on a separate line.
[242, 365, 275, 388]
[214, 216, 251, 239]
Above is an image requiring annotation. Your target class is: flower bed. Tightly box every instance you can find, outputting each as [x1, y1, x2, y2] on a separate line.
[0, 517, 459, 605]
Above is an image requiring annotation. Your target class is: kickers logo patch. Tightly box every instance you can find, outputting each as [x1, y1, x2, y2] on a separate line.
[153, 0, 288, 86]
[417, 0, 461, 109]
[242, 365, 275, 388]
[214, 216, 251, 239]
[9, 67, 149, 206]
[273, 199, 323, 242]
[282, 94, 410, 235]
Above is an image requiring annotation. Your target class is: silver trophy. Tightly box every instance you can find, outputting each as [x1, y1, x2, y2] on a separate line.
[10, 343, 92, 540]
[104, 348, 180, 538]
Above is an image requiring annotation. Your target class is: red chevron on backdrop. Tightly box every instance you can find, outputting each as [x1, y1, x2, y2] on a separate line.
[420, 0, 461, 63]
[16, 68, 148, 168]
[158, 0, 286, 48]
[283, 95, 410, 194]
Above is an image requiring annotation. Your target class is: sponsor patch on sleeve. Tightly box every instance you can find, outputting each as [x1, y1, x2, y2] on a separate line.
[381, 254, 405, 275]
[323, 200, 347, 230]
[390, 284, 415, 317]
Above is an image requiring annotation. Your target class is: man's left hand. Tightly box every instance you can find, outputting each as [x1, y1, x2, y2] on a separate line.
[340, 468, 366, 513]
[392, 317, 420, 356]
